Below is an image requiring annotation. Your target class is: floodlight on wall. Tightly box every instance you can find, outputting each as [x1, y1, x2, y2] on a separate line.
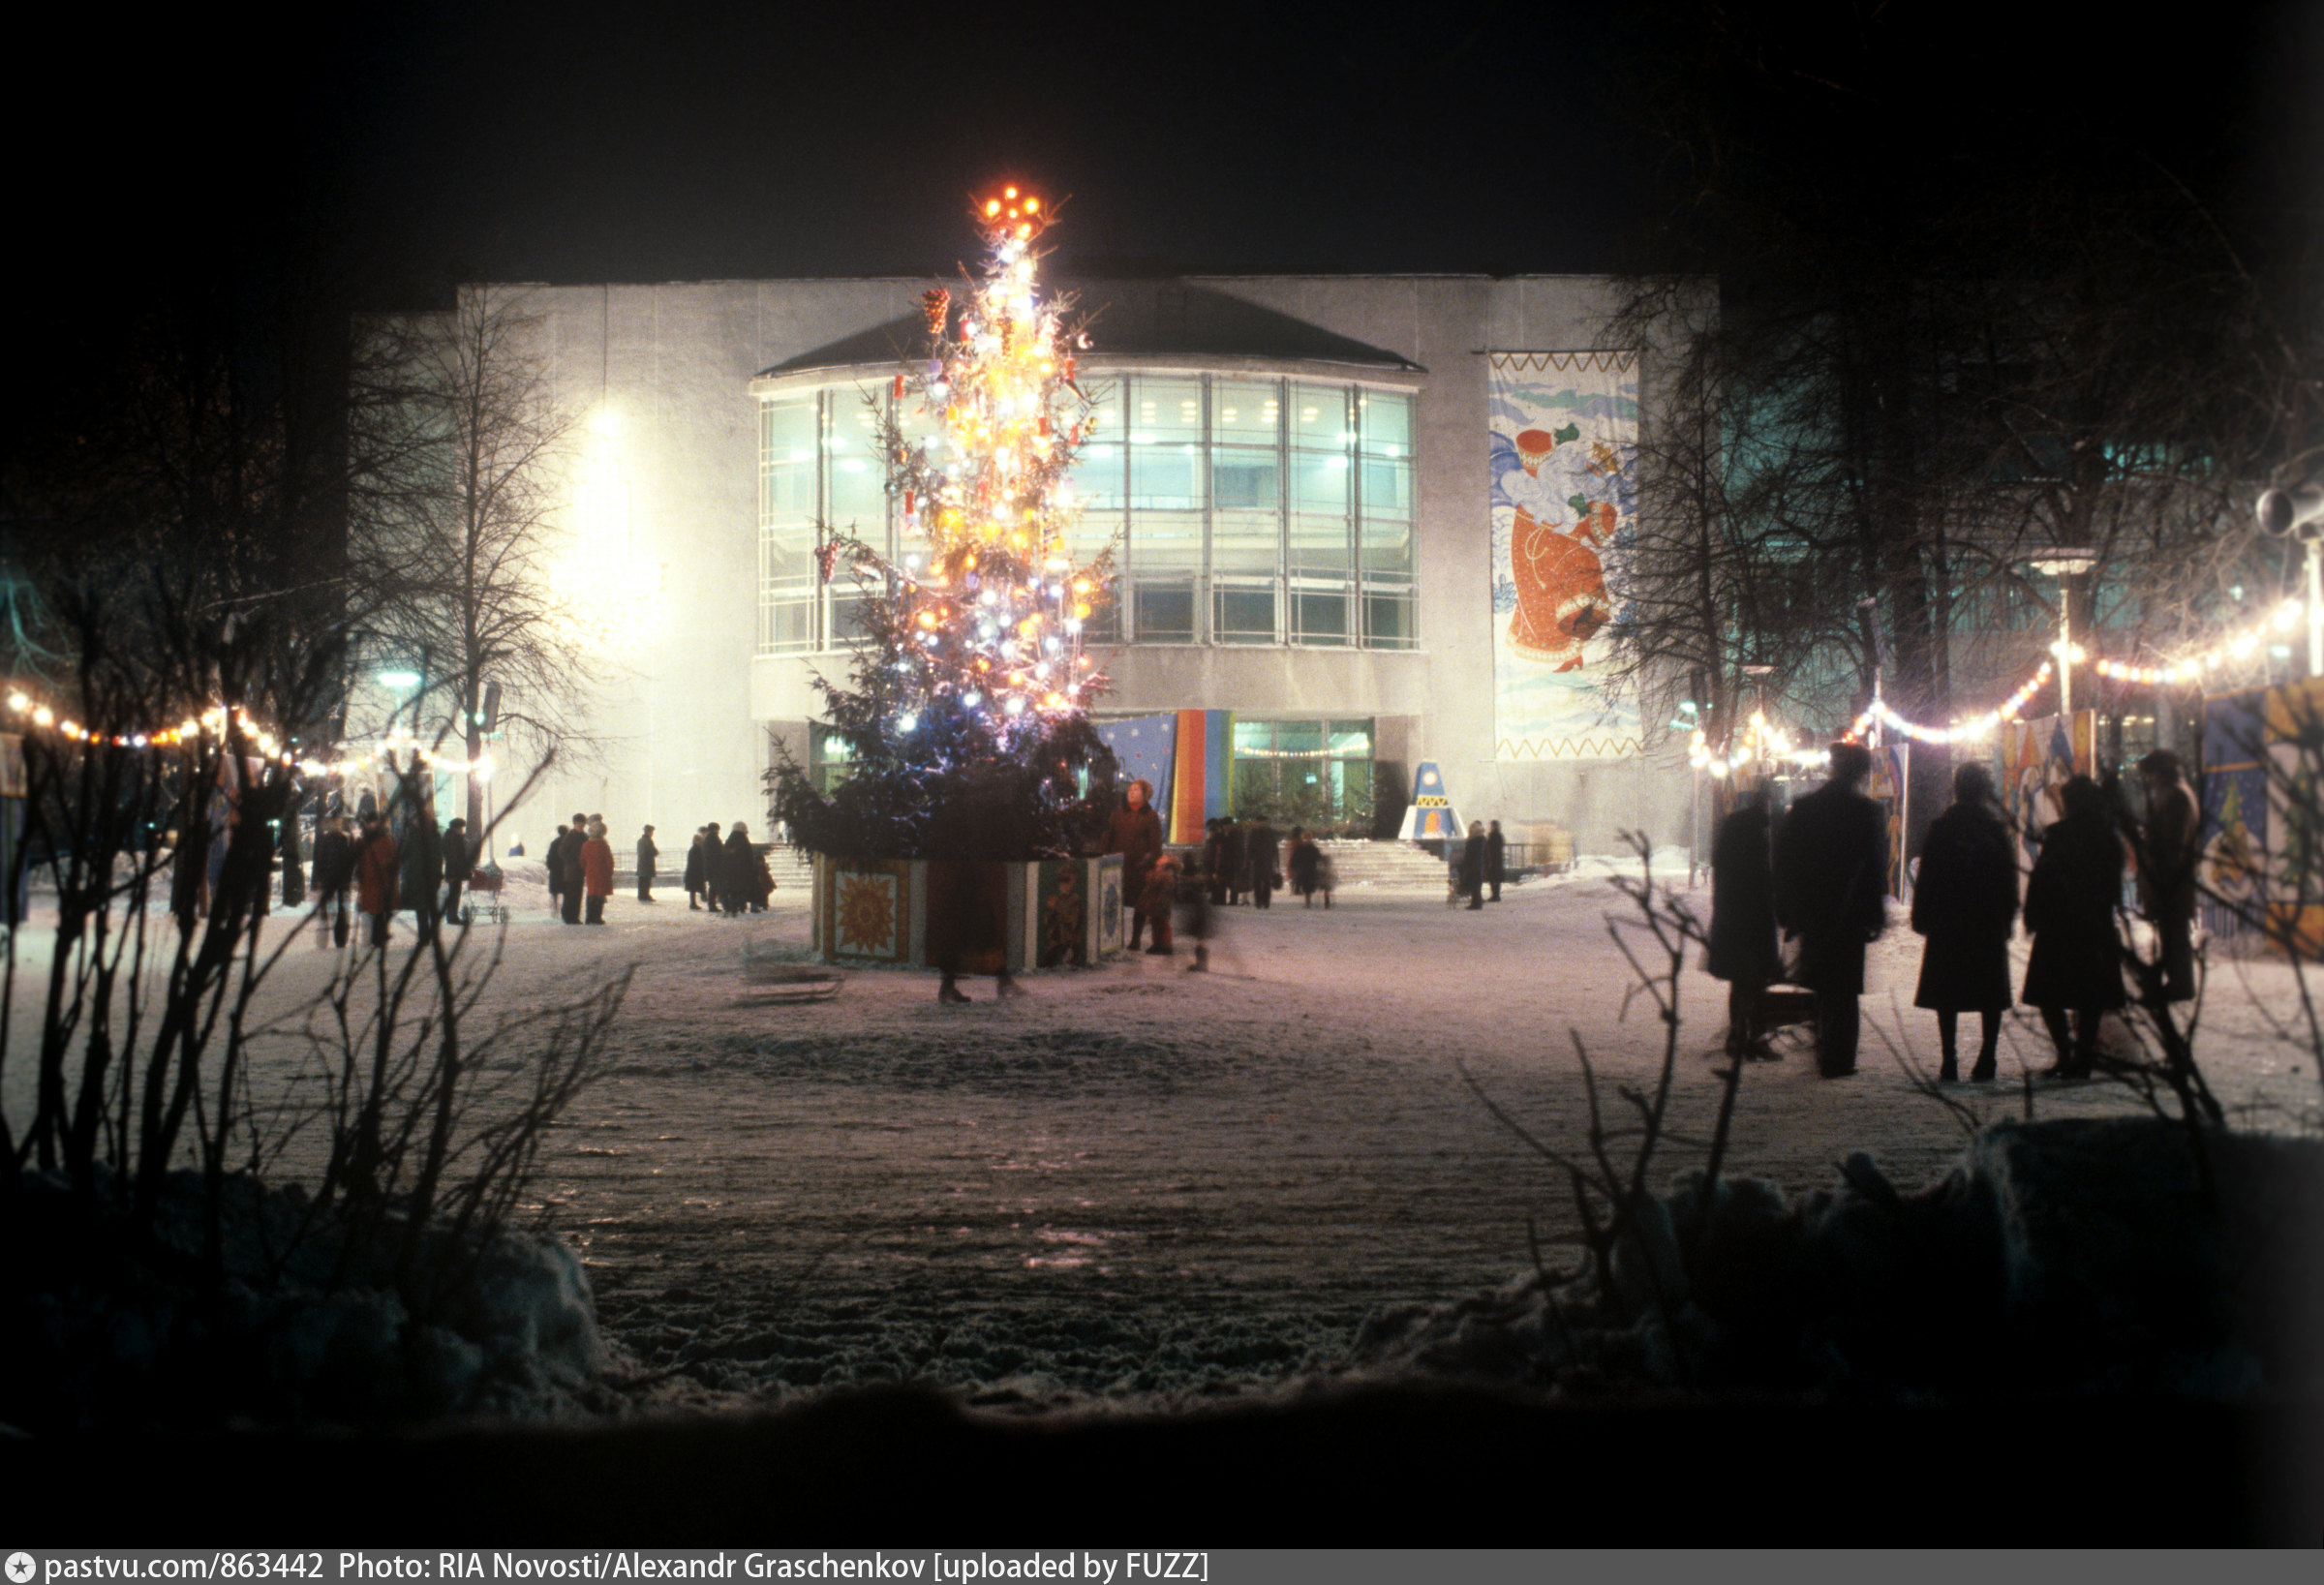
[376, 669, 421, 691]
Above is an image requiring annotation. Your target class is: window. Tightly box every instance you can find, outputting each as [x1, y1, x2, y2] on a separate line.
[825, 392, 886, 538]
[1229, 716, 1378, 835]
[808, 723, 856, 794]
[758, 397, 819, 654]
[759, 373, 1419, 655]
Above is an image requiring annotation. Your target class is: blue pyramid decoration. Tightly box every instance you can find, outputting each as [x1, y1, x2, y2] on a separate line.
[1396, 761, 1463, 840]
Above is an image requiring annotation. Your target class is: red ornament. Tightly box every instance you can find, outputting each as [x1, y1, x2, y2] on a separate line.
[904, 490, 916, 515]
[1063, 356, 1076, 381]
[1036, 414, 1051, 436]
[892, 373, 904, 400]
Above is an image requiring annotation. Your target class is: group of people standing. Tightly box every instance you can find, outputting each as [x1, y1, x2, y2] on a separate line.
[541, 813, 619, 925]
[308, 808, 472, 949]
[1710, 742, 2202, 1082]
[1195, 813, 1338, 911]
[682, 821, 778, 918]
[1452, 820, 1507, 908]
[1102, 782, 1343, 970]
[538, 814, 775, 922]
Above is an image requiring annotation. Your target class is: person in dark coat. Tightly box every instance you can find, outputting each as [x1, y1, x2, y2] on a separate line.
[1204, 819, 1229, 907]
[721, 822, 758, 917]
[441, 817, 471, 927]
[1485, 820, 1507, 902]
[1911, 762, 2018, 1082]
[280, 813, 306, 910]
[402, 806, 443, 935]
[730, 822, 774, 912]
[2136, 749, 2201, 1002]
[1458, 821, 1486, 910]
[2022, 775, 2126, 1079]
[312, 813, 355, 948]
[1707, 783, 1781, 1057]
[700, 819, 726, 914]
[1287, 826, 1321, 906]
[1246, 816, 1280, 910]
[934, 761, 1030, 1002]
[1222, 817, 1249, 905]
[558, 812, 589, 924]
[545, 824, 569, 916]
[1773, 742, 1889, 1078]
[1105, 779, 1166, 946]
[354, 814, 400, 950]
[636, 825, 659, 903]
[684, 828, 708, 910]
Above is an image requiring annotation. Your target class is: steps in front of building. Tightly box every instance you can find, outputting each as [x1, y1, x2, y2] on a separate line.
[613, 845, 816, 892]
[1313, 839, 1461, 888]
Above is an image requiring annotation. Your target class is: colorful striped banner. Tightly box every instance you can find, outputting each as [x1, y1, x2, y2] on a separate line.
[1169, 709, 1234, 845]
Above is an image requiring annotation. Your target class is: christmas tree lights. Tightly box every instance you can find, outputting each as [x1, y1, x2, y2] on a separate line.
[871, 183, 1109, 737]
[766, 185, 1118, 862]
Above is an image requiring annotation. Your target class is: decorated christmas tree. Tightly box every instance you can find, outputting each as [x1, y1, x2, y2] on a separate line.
[768, 184, 1118, 861]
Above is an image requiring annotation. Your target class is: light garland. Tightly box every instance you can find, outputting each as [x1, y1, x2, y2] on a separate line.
[4, 684, 494, 782]
[1687, 711, 1828, 778]
[2092, 596, 2307, 686]
[1848, 659, 2057, 747]
[1685, 589, 2316, 764]
[4, 689, 301, 765]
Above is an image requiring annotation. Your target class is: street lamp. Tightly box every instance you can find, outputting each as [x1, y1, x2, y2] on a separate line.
[2031, 550, 2097, 713]
[2257, 483, 2324, 677]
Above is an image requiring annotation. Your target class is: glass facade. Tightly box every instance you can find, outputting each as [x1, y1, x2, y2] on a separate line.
[757, 373, 1417, 655]
[1230, 717, 1378, 836]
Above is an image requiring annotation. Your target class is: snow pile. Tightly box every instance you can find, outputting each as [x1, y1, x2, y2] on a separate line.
[2, 1166, 616, 1431]
[1351, 1118, 2324, 1400]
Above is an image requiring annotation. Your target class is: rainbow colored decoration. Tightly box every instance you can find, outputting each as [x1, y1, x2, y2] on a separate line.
[1397, 762, 1463, 840]
[1170, 709, 1234, 845]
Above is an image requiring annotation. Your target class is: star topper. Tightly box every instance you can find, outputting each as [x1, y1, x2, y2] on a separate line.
[976, 183, 1047, 242]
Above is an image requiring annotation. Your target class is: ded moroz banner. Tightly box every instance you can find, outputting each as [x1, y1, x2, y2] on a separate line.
[1488, 351, 1640, 761]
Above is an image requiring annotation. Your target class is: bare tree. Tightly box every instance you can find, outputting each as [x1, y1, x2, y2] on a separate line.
[1606, 4, 2321, 742]
[350, 287, 588, 826]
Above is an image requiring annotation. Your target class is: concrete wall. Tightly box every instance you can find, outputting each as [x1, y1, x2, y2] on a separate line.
[483, 274, 1698, 862]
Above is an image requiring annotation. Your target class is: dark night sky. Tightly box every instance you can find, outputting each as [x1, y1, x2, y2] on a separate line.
[15, 1, 2321, 312]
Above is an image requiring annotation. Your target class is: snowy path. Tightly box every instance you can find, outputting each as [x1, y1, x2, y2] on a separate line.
[7, 863, 2316, 1399]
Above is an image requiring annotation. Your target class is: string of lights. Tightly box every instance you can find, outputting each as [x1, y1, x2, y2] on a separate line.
[3, 685, 493, 781]
[4, 688, 298, 764]
[2092, 595, 2308, 686]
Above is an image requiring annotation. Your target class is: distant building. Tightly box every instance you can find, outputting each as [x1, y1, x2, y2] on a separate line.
[465, 274, 1697, 856]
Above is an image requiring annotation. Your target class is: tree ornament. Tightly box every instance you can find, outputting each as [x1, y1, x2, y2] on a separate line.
[922, 288, 951, 334]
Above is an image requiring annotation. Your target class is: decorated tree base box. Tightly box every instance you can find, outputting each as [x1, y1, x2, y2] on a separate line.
[812, 854, 1126, 970]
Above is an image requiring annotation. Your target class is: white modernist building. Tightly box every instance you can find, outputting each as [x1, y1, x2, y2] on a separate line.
[487, 272, 1694, 858]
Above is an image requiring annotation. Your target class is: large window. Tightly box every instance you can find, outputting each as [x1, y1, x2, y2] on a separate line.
[758, 373, 1419, 654]
[1230, 717, 1378, 836]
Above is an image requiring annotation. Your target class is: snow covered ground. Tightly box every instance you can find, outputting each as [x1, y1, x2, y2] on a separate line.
[7, 857, 2317, 1404]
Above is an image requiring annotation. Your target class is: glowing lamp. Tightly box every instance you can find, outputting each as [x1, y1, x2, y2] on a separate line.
[32, 706, 53, 726]
[5, 691, 25, 712]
